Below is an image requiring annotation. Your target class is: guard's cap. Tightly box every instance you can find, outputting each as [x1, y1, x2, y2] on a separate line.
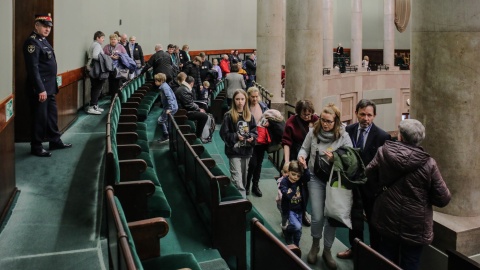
[35, 13, 53, 27]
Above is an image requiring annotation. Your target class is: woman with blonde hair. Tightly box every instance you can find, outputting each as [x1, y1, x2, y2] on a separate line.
[298, 103, 353, 269]
[220, 89, 258, 198]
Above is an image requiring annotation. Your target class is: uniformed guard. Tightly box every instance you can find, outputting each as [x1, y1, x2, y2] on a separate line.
[23, 13, 72, 157]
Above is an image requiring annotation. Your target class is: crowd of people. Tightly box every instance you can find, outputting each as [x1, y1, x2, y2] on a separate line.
[82, 30, 451, 270]
[222, 96, 451, 270]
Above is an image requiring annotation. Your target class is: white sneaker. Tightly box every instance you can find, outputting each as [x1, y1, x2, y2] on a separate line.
[93, 105, 104, 112]
[87, 106, 101, 115]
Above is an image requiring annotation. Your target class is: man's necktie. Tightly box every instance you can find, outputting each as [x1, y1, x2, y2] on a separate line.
[357, 128, 365, 150]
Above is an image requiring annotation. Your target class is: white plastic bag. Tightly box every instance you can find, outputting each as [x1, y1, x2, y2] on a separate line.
[325, 168, 353, 229]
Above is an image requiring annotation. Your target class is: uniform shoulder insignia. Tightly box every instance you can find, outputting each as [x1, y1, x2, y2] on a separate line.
[30, 34, 36, 39]
[27, 45, 35, 53]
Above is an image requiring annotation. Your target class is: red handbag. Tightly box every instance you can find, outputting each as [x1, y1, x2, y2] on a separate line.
[256, 126, 271, 145]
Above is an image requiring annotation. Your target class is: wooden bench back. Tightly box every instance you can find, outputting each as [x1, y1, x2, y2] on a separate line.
[447, 250, 480, 270]
[353, 238, 401, 270]
[250, 218, 310, 270]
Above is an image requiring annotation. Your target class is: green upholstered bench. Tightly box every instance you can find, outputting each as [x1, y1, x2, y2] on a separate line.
[106, 186, 201, 270]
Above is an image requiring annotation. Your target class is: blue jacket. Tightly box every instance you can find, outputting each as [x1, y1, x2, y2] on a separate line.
[159, 82, 178, 112]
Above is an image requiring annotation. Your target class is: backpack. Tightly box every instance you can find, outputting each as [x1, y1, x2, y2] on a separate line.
[201, 113, 216, 142]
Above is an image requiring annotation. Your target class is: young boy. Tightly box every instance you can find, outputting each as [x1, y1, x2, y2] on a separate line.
[278, 160, 310, 246]
[197, 81, 211, 110]
[154, 72, 178, 142]
[276, 162, 290, 232]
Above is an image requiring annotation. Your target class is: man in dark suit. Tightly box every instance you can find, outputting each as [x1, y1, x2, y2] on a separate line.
[143, 44, 173, 82]
[337, 99, 391, 259]
[23, 13, 72, 157]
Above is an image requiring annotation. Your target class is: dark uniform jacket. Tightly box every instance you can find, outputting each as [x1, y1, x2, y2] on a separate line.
[23, 31, 58, 95]
[245, 58, 256, 76]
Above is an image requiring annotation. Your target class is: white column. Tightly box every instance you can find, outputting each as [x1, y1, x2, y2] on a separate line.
[383, 0, 395, 66]
[323, 0, 333, 69]
[257, 0, 284, 104]
[350, 0, 362, 67]
[285, 0, 323, 103]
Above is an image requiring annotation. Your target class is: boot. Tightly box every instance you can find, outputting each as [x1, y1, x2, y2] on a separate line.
[252, 185, 263, 197]
[307, 238, 320, 264]
[322, 248, 337, 269]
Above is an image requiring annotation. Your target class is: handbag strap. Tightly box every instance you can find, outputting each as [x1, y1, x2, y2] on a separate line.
[327, 163, 342, 186]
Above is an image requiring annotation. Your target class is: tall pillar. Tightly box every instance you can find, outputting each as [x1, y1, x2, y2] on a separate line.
[285, 0, 323, 103]
[350, 0, 362, 67]
[411, 0, 480, 256]
[257, 0, 284, 105]
[383, 0, 395, 66]
[323, 0, 333, 69]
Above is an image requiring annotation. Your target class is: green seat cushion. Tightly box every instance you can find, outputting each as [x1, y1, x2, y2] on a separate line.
[139, 167, 160, 186]
[136, 139, 150, 153]
[142, 253, 201, 270]
[210, 165, 224, 176]
[136, 129, 148, 141]
[221, 183, 243, 202]
[185, 120, 197, 134]
[147, 186, 172, 218]
[137, 151, 154, 168]
[136, 122, 147, 131]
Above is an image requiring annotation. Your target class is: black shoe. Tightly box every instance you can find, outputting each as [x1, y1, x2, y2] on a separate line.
[302, 214, 311, 227]
[252, 186, 263, 197]
[156, 136, 169, 143]
[49, 142, 72, 150]
[31, 148, 52, 157]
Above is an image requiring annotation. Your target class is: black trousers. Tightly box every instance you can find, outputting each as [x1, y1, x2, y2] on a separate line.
[90, 78, 105, 106]
[246, 144, 267, 189]
[31, 94, 62, 149]
[348, 192, 380, 251]
[187, 111, 208, 138]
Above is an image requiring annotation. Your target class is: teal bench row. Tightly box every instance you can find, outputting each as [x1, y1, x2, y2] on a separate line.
[105, 93, 171, 221]
[169, 112, 267, 270]
[106, 186, 202, 270]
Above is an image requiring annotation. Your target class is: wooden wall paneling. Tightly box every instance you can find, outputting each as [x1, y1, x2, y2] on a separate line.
[0, 121, 17, 225]
[340, 93, 357, 124]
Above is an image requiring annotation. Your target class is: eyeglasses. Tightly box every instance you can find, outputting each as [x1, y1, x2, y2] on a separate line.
[320, 118, 335, 124]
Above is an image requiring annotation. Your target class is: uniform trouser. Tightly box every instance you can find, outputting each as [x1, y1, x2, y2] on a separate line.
[229, 157, 250, 198]
[90, 78, 105, 106]
[308, 173, 336, 249]
[31, 94, 62, 148]
[246, 144, 267, 189]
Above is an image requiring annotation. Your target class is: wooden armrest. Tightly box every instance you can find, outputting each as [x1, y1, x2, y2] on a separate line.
[115, 180, 156, 196]
[128, 97, 142, 103]
[179, 125, 191, 134]
[131, 93, 145, 99]
[286, 244, 302, 258]
[201, 158, 216, 169]
[174, 115, 187, 125]
[118, 122, 137, 133]
[128, 217, 169, 260]
[185, 134, 197, 144]
[119, 159, 147, 181]
[116, 132, 139, 144]
[117, 144, 142, 160]
[120, 108, 137, 116]
[215, 175, 231, 198]
[192, 145, 205, 156]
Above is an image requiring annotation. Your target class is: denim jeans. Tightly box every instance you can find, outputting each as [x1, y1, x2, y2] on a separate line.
[229, 157, 250, 198]
[380, 238, 424, 270]
[158, 109, 177, 137]
[287, 211, 303, 246]
[308, 172, 336, 249]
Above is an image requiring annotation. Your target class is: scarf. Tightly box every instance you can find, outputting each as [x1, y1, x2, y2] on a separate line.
[318, 129, 335, 143]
